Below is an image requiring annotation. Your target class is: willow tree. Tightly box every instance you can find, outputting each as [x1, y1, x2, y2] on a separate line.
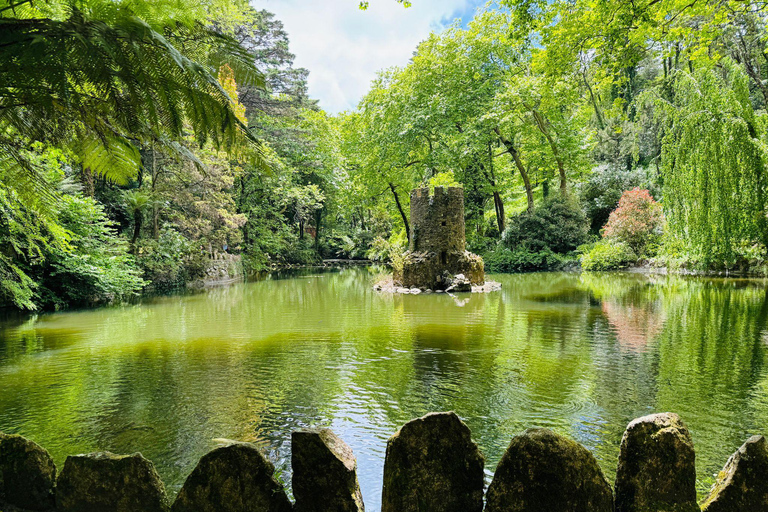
[657, 61, 768, 265]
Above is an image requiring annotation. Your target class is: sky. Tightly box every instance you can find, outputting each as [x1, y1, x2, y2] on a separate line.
[258, 0, 486, 114]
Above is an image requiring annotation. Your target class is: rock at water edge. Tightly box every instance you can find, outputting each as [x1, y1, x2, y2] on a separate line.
[702, 435, 768, 512]
[56, 452, 169, 512]
[614, 413, 698, 512]
[0, 433, 57, 511]
[485, 428, 613, 512]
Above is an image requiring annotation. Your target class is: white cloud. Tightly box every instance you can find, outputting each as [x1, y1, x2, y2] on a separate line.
[256, 0, 476, 113]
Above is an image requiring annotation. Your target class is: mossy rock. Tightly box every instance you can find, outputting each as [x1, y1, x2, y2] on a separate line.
[292, 428, 364, 512]
[381, 411, 484, 512]
[614, 413, 699, 512]
[56, 452, 169, 512]
[485, 428, 613, 512]
[171, 442, 292, 512]
[0, 433, 57, 511]
[701, 435, 768, 511]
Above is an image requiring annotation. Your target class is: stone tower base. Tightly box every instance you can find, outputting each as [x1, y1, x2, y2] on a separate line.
[394, 250, 484, 291]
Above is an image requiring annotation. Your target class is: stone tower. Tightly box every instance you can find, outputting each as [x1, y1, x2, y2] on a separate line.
[394, 187, 484, 290]
[409, 187, 466, 254]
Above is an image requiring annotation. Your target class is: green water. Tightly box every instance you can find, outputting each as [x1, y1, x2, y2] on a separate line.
[1, 268, 768, 508]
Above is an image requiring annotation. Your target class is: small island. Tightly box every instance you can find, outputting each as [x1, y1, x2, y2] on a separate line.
[376, 186, 501, 294]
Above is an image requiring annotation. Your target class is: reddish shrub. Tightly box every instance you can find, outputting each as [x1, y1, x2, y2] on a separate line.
[603, 188, 663, 256]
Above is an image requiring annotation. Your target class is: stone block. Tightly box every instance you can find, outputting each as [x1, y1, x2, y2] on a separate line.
[485, 428, 613, 512]
[171, 442, 291, 512]
[614, 413, 699, 512]
[56, 452, 169, 512]
[292, 429, 364, 512]
[0, 433, 56, 511]
[381, 412, 484, 512]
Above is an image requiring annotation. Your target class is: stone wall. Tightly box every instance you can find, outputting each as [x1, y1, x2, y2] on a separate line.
[1, 412, 766, 512]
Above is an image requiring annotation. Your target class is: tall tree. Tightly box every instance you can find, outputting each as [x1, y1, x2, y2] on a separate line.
[655, 61, 768, 264]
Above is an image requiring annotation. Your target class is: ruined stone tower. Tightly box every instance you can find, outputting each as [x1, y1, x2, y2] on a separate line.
[394, 187, 484, 290]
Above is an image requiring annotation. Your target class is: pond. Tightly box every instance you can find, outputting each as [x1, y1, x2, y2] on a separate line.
[1, 268, 768, 509]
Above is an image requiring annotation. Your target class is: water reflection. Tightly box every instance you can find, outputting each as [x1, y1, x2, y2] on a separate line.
[1, 269, 768, 509]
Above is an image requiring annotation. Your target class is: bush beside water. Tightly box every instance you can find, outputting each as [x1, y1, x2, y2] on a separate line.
[579, 241, 636, 271]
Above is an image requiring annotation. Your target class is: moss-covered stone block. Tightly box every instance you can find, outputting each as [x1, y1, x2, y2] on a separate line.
[702, 435, 768, 512]
[56, 452, 169, 512]
[381, 411, 484, 512]
[0, 433, 56, 511]
[292, 429, 364, 512]
[485, 428, 613, 512]
[614, 413, 699, 512]
[171, 442, 292, 512]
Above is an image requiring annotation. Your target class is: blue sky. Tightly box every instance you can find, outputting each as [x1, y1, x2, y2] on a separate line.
[258, 0, 487, 113]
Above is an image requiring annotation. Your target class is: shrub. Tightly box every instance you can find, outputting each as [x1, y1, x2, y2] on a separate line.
[580, 240, 636, 271]
[502, 195, 589, 254]
[282, 239, 323, 265]
[41, 195, 145, 307]
[365, 230, 407, 265]
[484, 246, 570, 273]
[579, 164, 657, 233]
[603, 188, 663, 256]
[136, 226, 200, 289]
[321, 229, 376, 260]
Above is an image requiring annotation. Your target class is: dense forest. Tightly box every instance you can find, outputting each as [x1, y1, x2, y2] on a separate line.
[2, 0, 768, 311]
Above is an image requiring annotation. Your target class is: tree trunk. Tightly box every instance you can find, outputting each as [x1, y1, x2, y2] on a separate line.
[582, 71, 605, 130]
[486, 143, 505, 233]
[314, 208, 322, 252]
[82, 168, 95, 197]
[531, 109, 567, 195]
[492, 191, 505, 233]
[131, 211, 142, 254]
[494, 128, 534, 212]
[389, 182, 411, 243]
[151, 147, 159, 239]
[734, 35, 768, 107]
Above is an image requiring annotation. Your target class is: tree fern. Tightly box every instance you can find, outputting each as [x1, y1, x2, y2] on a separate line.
[0, 3, 266, 190]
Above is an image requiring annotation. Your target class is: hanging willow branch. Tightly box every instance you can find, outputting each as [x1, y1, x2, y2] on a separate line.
[652, 60, 768, 265]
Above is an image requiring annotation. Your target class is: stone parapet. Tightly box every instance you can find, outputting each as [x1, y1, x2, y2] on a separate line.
[2, 412, 767, 512]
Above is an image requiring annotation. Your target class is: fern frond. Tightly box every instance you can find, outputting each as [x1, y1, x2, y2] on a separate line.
[0, 5, 268, 196]
[76, 133, 141, 185]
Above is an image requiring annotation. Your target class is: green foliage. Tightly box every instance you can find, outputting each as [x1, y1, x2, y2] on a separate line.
[655, 61, 768, 266]
[579, 240, 636, 271]
[502, 195, 589, 254]
[136, 227, 201, 289]
[484, 246, 570, 273]
[38, 195, 145, 308]
[427, 172, 461, 190]
[0, 2, 265, 195]
[0, 147, 142, 310]
[321, 229, 377, 260]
